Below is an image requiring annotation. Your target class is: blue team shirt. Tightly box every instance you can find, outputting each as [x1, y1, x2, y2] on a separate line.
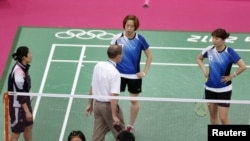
[111, 32, 149, 74]
[202, 46, 241, 88]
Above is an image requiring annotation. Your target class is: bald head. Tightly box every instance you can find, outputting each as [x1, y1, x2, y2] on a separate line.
[107, 44, 122, 59]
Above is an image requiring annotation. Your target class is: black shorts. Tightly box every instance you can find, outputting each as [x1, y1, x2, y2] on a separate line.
[120, 77, 142, 94]
[10, 107, 33, 133]
[205, 89, 232, 107]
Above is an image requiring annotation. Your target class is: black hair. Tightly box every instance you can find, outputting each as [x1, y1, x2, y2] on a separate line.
[12, 46, 29, 62]
[211, 28, 230, 40]
[116, 130, 135, 141]
[68, 130, 86, 141]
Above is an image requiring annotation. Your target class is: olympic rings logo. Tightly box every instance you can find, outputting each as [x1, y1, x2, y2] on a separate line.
[55, 29, 115, 40]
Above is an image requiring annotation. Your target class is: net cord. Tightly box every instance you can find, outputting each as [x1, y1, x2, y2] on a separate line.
[7, 91, 250, 104]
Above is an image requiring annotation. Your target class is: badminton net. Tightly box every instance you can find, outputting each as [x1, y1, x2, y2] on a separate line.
[3, 91, 250, 141]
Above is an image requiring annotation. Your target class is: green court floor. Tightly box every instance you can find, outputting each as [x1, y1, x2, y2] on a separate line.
[1, 27, 250, 141]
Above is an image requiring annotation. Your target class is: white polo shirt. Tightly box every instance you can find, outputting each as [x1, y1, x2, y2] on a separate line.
[91, 60, 121, 102]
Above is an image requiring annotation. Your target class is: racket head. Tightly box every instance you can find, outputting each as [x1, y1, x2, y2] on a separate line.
[194, 93, 208, 117]
[194, 102, 208, 117]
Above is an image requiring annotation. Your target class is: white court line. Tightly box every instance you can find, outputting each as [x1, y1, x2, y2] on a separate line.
[50, 44, 250, 68]
[52, 43, 250, 52]
[59, 45, 86, 141]
[33, 45, 56, 119]
[51, 60, 250, 68]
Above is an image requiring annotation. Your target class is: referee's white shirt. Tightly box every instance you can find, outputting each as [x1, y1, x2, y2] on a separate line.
[91, 60, 121, 102]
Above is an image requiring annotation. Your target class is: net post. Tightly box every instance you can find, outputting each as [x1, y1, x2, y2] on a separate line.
[4, 92, 9, 141]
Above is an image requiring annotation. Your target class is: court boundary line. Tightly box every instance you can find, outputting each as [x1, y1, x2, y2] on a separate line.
[52, 43, 250, 52]
[33, 45, 56, 119]
[59, 45, 86, 141]
[49, 43, 250, 68]
[51, 60, 250, 68]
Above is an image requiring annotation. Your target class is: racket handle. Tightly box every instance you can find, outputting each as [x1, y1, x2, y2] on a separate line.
[205, 68, 209, 82]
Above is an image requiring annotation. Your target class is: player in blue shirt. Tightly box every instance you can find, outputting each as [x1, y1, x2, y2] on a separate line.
[111, 15, 152, 132]
[197, 28, 247, 124]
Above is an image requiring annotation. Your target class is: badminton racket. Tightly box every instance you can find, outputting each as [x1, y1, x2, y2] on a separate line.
[194, 68, 209, 117]
[194, 94, 208, 117]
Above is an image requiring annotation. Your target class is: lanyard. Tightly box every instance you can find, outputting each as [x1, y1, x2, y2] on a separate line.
[107, 60, 116, 67]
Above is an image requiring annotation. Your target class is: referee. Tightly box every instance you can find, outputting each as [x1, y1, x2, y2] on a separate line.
[85, 44, 125, 141]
